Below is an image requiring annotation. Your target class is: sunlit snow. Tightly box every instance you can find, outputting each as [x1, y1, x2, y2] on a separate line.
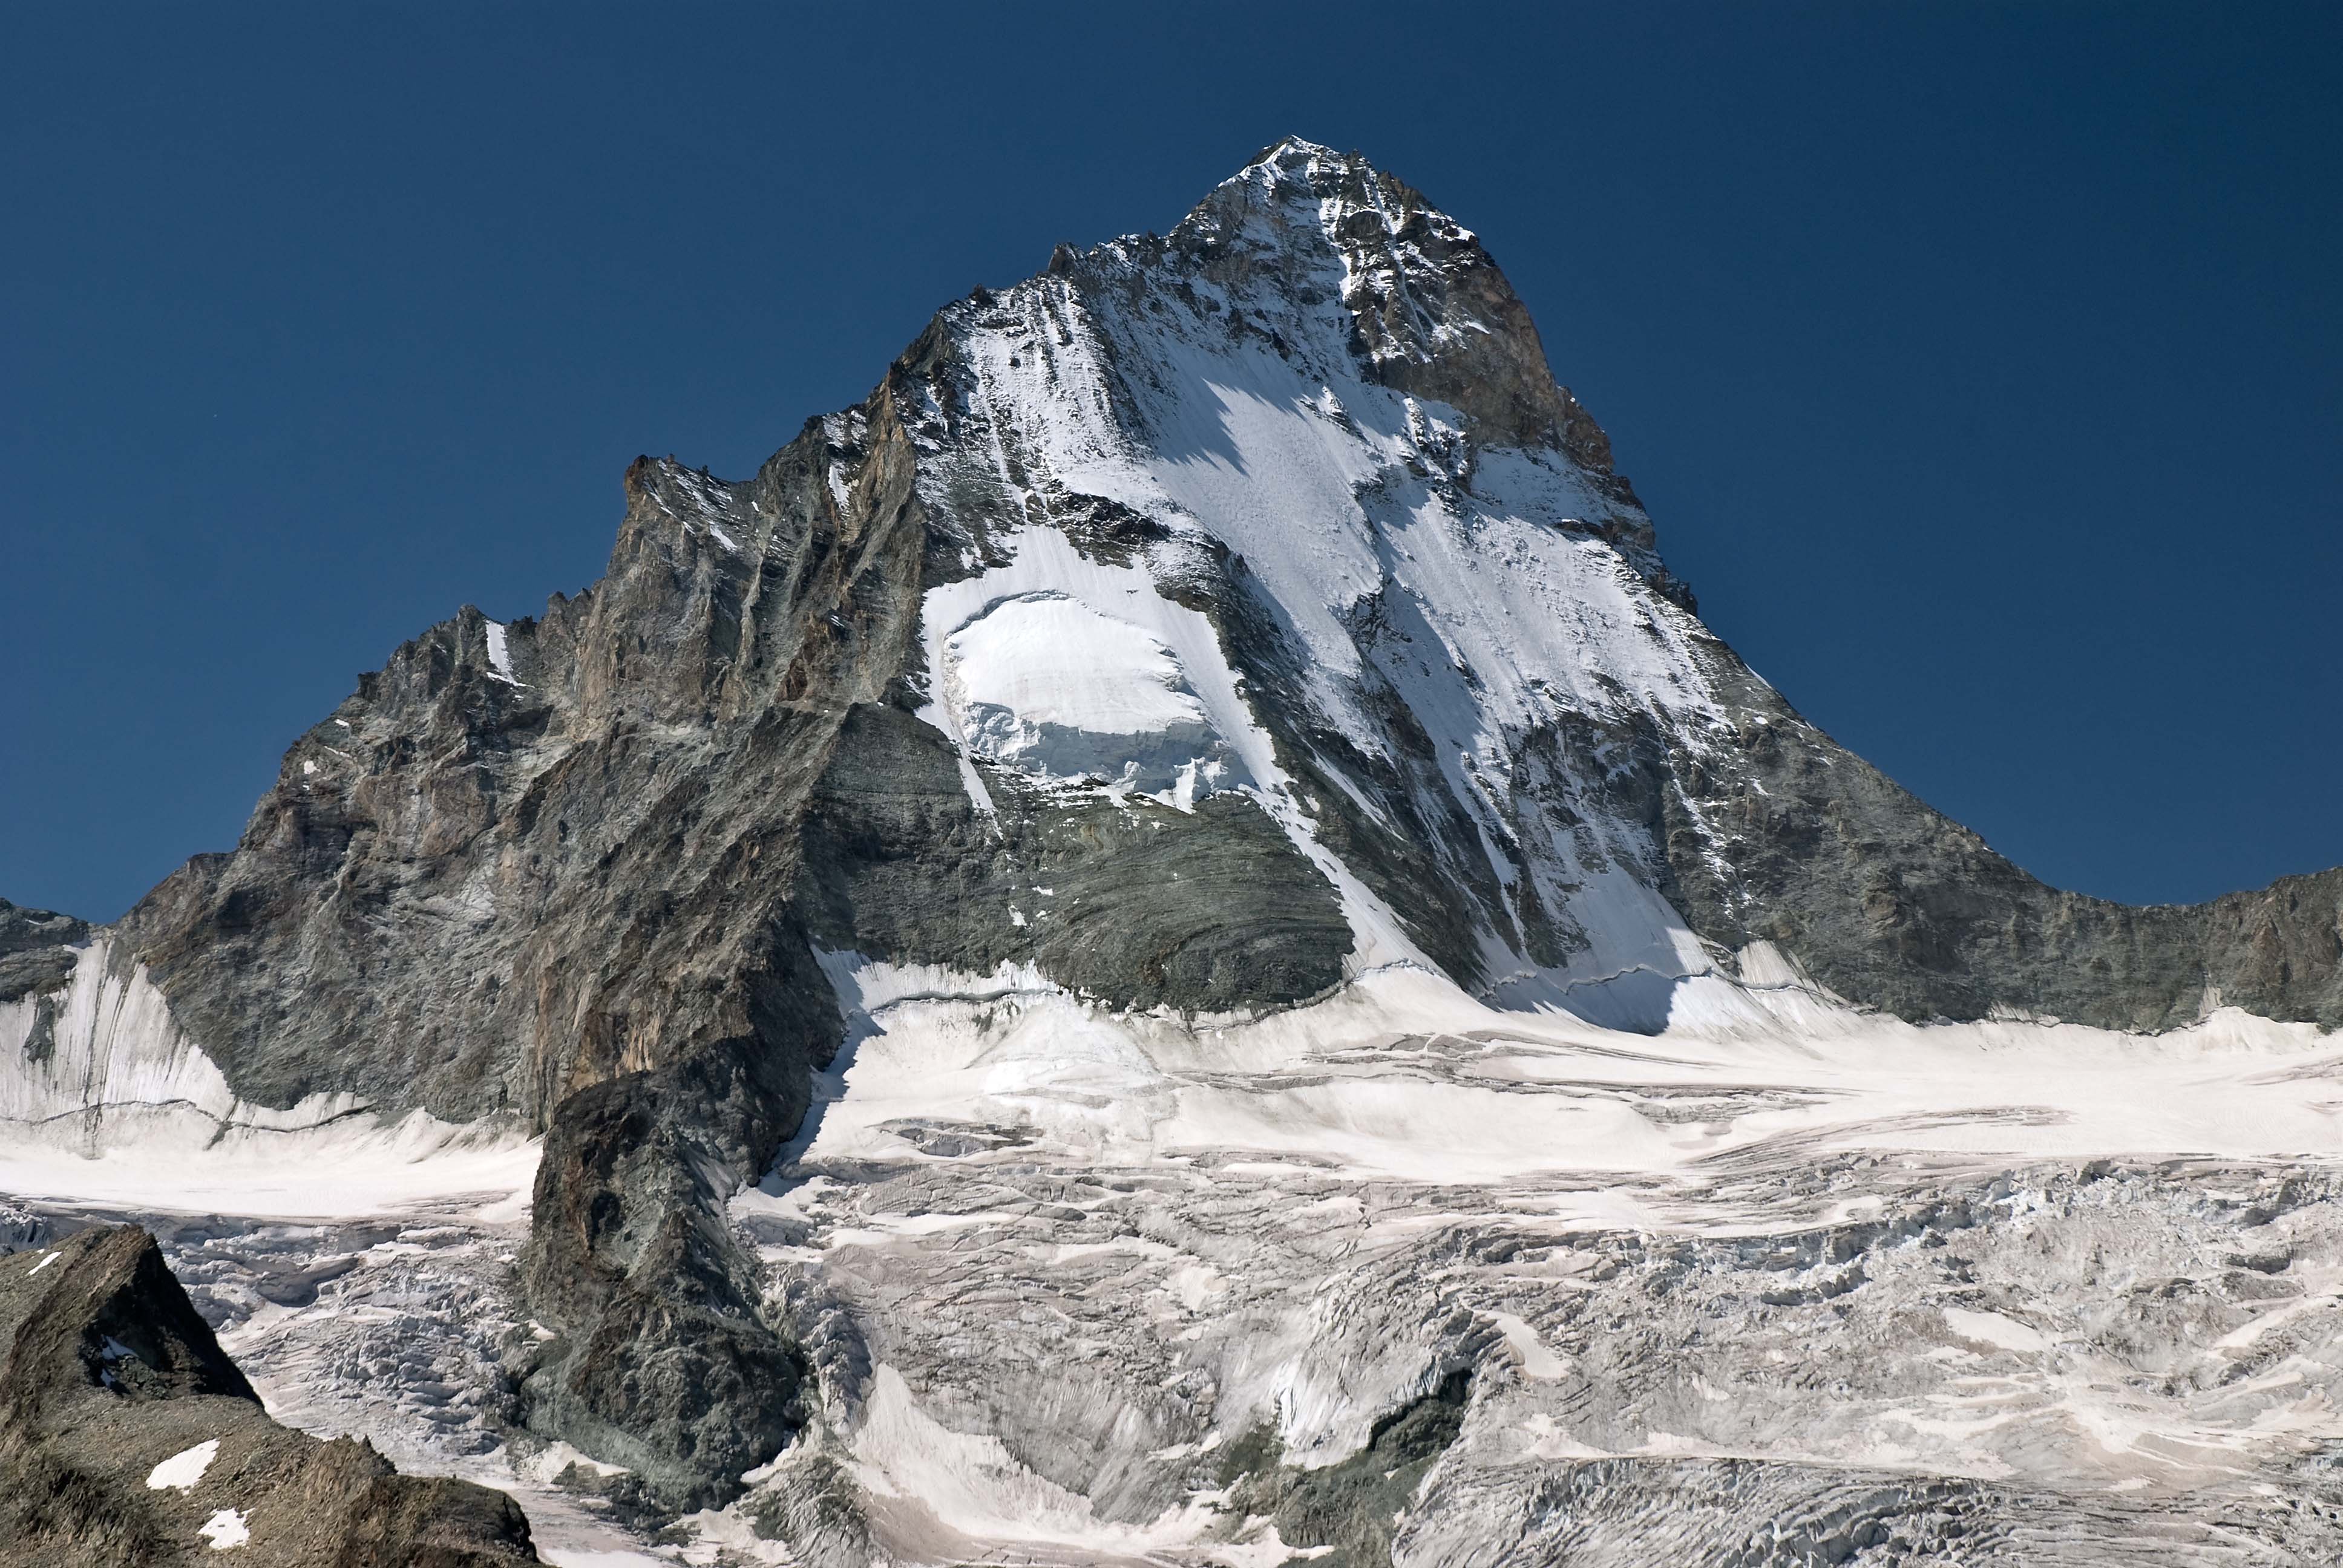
[945, 593, 1223, 795]
[198, 1508, 250, 1550]
[147, 1439, 219, 1492]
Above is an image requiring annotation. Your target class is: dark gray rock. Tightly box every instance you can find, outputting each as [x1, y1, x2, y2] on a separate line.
[1218, 1370, 1473, 1568]
[795, 701, 1349, 1013]
[1651, 648, 2343, 1030]
[0, 897, 87, 1004]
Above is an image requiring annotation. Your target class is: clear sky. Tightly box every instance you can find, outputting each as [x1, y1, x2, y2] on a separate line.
[3, 3, 2336, 921]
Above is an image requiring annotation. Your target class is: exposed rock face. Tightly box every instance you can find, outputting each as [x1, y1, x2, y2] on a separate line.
[0, 898, 87, 1006]
[0, 1225, 536, 1566]
[1613, 651, 2343, 1030]
[2, 134, 2341, 1550]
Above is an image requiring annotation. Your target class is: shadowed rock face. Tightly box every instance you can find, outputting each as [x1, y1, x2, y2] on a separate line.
[2, 135, 2339, 1523]
[1567, 647, 2343, 1031]
[0, 1226, 537, 1566]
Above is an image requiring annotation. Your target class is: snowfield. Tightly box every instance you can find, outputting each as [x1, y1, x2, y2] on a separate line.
[11, 949, 2343, 1563]
[943, 590, 1231, 799]
[774, 956, 2343, 1190]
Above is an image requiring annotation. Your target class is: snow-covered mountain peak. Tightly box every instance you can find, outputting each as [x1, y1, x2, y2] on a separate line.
[1160, 137, 1628, 483]
[1225, 132, 1351, 181]
[894, 144, 1730, 1003]
[1210, 134, 1481, 263]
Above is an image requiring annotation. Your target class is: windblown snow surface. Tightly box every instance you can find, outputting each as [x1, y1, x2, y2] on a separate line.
[7, 143, 2343, 1565]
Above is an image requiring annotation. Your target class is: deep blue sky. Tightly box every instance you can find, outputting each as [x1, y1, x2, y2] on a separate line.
[4, 4, 2336, 921]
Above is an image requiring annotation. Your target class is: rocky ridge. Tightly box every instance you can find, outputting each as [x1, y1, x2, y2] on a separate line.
[0, 1224, 536, 1566]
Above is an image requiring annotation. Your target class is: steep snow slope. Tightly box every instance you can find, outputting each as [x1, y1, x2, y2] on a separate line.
[914, 142, 1725, 1013]
[914, 525, 1429, 972]
[0, 936, 534, 1213]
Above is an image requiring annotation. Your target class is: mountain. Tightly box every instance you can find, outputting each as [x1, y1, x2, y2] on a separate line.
[5, 137, 2342, 1564]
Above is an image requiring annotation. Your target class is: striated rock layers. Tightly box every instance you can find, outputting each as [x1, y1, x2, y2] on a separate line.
[3, 136, 2339, 1535]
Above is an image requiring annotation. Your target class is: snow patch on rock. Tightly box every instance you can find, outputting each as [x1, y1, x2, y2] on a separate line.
[483, 620, 522, 686]
[147, 1439, 219, 1492]
[914, 529, 1429, 972]
[198, 1508, 250, 1550]
[945, 592, 1233, 799]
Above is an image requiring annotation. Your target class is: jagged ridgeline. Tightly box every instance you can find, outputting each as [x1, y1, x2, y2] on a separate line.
[2, 136, 2339, 1544]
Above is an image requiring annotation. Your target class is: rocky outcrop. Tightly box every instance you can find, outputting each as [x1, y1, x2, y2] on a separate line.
[1216, 1371, 1472, 1568]
[0, 1225, 536, 1566]
[1644, 649, 2343, 1030]
[0, 897, 86, 1005]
